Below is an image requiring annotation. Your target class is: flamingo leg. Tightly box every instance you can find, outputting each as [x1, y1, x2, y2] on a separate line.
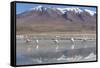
[71, 44, 75, 49]
[56, 44, 59, 52]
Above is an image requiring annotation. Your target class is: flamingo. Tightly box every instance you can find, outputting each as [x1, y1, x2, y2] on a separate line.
[71, 38, 75, 43]
[82, 38, 87, 48]
[70, 38, 75, 49]
[55, 39, 59, 50]
[26, 38, 32, 43]
[53, 36, 60, 52]
[24, 35, 32, 52]
[36, 39, 39, 50]
[24, 35, 32, 43]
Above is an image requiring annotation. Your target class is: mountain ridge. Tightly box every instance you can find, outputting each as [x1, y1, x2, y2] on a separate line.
[16, 6, 96, 34]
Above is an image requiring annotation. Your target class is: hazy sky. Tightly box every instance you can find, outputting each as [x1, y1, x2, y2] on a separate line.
[16, 3, 97, 14]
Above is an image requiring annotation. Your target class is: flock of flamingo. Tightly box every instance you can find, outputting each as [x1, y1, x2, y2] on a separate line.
[23, 35, 88, 52]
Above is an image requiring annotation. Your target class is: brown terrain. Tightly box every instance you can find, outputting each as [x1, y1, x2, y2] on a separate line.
[16, 7, 96, 36]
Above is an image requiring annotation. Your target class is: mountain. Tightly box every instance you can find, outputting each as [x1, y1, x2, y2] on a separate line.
[16, 6, 96, 34]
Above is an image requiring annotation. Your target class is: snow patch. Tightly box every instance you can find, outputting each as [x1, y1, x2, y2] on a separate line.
[57, 7, 83, 14]
[65, 7, 83, 13]
[56, 8, 66, 14]
[30, 5, 47, 11]
[85, 9, 96, 16]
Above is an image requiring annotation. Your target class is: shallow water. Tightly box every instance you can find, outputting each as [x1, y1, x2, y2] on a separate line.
[16, 37, 96, 65]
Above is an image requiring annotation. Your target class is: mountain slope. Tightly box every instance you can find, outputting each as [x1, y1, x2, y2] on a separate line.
[16, 6, 96, 34]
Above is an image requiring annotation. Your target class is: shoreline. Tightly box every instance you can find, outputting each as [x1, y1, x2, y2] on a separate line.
[16, 33, 96, 40]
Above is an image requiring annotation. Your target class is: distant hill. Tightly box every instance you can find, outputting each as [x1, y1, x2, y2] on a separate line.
[16, 6, 96, 34]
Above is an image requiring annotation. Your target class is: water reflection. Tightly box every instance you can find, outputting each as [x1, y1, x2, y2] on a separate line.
[16, 37, 96, 65]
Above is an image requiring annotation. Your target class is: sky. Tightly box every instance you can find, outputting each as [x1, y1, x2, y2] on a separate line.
[16, 3, 97, 14]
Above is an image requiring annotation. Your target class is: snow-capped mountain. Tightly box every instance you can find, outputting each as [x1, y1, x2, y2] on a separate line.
[30, 5, 48, 11]
[16, 6, 96, 34]
[19, 6, 96, 16]
[56, 7, 83, 14]
[57, 7, 96, 15]
[84, 9, 96, 16]
[18, 6, 96, 16]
